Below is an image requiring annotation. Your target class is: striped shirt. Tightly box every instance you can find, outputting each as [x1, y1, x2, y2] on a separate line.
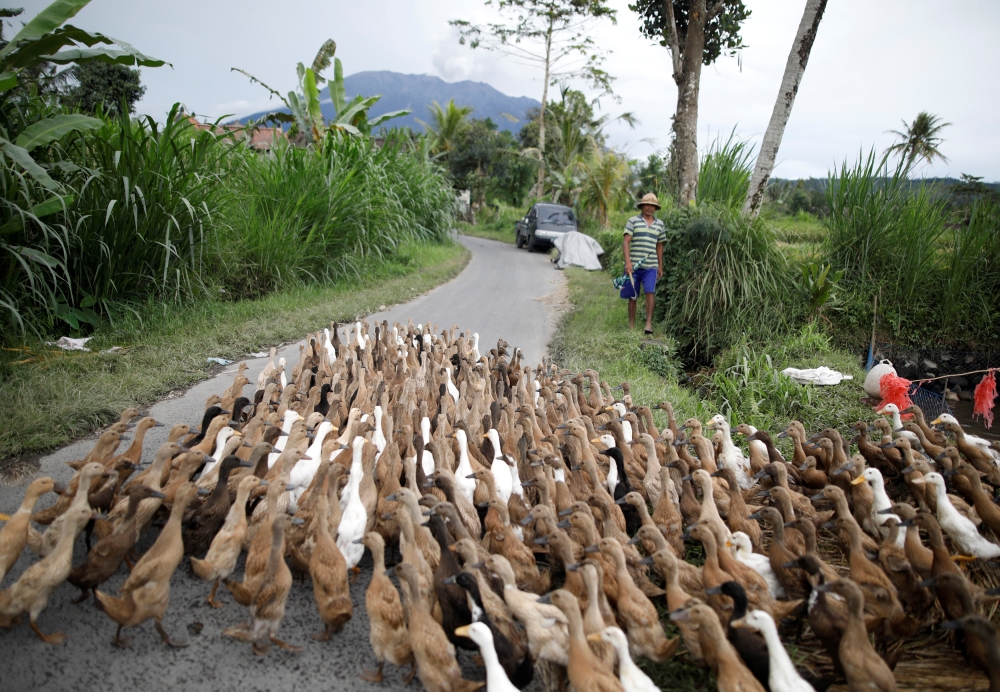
[623, 215, 666, 269]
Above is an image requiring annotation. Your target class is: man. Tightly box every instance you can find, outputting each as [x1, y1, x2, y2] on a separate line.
[621, 192, 666, 334]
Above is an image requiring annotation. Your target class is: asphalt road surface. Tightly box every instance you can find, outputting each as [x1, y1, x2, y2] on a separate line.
[0, 235, 566, 692]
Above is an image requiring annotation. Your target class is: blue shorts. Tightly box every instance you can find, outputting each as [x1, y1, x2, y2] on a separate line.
[619, 267, 657, 299]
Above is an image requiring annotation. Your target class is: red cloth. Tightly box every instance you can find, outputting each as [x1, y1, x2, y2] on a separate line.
[973, 370, 997, 429]
[877, 371, 913, 412]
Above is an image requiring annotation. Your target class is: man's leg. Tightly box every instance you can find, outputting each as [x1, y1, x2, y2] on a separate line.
[628, 299, 637, 329]
[644, 291, 655, 332]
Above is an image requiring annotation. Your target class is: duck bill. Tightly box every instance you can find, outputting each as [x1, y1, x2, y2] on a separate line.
[454, 625, 472, 637]
[850, 475, 867, 485]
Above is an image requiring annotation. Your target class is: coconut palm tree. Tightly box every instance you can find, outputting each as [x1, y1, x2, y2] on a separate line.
[886, 111, 951, 170]
[579, 146, 632, 227]
[419, 100, 474, 155]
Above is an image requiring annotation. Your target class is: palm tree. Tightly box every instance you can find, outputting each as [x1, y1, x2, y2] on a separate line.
[886, 111, 951, 170]
[418, 100, 473, 155]
[579, 146, 631, 227]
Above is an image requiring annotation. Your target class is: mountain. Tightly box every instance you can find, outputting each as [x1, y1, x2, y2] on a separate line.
[237, 71, 539, 134]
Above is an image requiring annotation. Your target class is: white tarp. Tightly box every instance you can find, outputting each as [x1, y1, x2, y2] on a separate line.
[554, 231, 604, 270]
[782, 366, 854, 386]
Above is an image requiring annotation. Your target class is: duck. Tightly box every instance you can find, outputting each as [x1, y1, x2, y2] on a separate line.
[729, 531, 785, 600]
[309, 475, 352, 640]
[224, 514, 302, 656]
[481, 553, 569, 666]
[670, 604, 766, 692]
[451, 571, 533, 688]
[813, 579, 897, 692]
[95, 482, 198, 648]
[588, 626, 661, 692]
[874, 404, 919, 446]
[940, 616, 1000, 692]
[851, 467, 903, 546]
[338, 436, 370, 575]
[359, 532, 415, 684]
[452, 428, 479, 504]
[951, 462, 1000, 537]
[0, 506, 93, 644]
[28, 462, 104, 556]
[911, 471, 1000, 559]
[226, 478, 287, 606]
[705, 581, 770, 690]
[190, 475, 262, 608]
[732, 610, 815, 692]
[486, 428, 514, 502]
[455, 622, 520, 692]
[395, 562, 483, 692]
[68, 485, 166, 602]
[538, 589, 624, 692]
[0, 477, 58, 583]
[183, 454, 252, 557]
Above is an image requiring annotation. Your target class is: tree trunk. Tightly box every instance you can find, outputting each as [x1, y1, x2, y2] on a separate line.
[743, 0, 828, 217]
[535, 17, 554, 196]
[673, 1, 709, 206]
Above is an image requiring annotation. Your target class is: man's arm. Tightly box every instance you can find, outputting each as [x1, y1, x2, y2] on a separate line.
[656, 242, 664, 279]
[623, 234, 632, 275]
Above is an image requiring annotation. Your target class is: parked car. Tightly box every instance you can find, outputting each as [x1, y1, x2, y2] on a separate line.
[515, 203, 578, 252]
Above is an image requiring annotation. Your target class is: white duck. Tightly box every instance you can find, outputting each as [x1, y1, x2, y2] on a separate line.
[912, 471, 1000, 559]
[708, 416, 753, 490]
[608, 402, 632, 442]
[200, 425, 236, 477]
[470, 332, 481, 362]
[932, 413, 1000, 461]
[453, 429, 477, 504]
[875, 403, 920, 445]
[734, 610, 815, 692]
[485, 428, 513, 503]
[354, 321, 365, 350]
[851, 467, 903, 547]
[277, 357, 287, 390]
[588, 626, 660, 692]
[268, 409, 301, 468]
[288, 421, 335, 505]
[337, 437, 368, 570]
[444, 367, 459, 405]
[322, 328, 336, 363]
[729, 531, 786, 599]
[420, 416, 435, 477]
[454, 623, 519, 692]
[532, 379, 541, 407]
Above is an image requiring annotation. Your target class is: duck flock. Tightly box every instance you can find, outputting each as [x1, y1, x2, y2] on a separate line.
[2, 319, 1000, 692]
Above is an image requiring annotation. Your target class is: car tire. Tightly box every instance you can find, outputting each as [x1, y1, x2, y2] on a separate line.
[516, 231, 525, 249]
[527, 234, 538, 252]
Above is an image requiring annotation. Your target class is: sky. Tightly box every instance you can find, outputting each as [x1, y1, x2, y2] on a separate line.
[16, 0, 1000, 180]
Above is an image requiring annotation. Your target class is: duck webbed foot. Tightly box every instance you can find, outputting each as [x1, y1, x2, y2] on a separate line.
[111, 624, 132, 648]
[359, 662, 385, 683]
[403, 662, 417, 685]
[310, 624, 332, 641]
[349, 566, 362, 583]
[30, 620, 66, 645]
[206, 579, 224, 609]
[252, 638, 272, 657]
[269, 634, 302, 653]
[223, 623, 254, 641]
[155, 621, 189, 648]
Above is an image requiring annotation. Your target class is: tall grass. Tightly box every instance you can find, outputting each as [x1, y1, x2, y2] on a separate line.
[697, 131, 755, 210]
[0, 105, 456, 338]
[654, 204, 796, 361]
[825, 150, 1000, 345]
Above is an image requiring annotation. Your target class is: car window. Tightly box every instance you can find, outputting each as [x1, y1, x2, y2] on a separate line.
[539, 209, 576, 226]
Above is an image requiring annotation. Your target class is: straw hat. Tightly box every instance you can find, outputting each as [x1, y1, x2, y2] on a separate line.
[636, 193, 661, 210]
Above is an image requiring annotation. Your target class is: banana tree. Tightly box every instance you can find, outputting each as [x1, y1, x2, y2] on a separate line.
[235, 39, 410, 142]
[0, 0, 168, 191]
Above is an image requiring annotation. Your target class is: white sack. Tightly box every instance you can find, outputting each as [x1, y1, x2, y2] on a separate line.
[554, 231, 604, 270]
[781, 366, 854, 386]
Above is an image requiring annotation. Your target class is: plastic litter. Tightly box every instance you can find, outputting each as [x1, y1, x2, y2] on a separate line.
[45, 336, 92, 351]
[864, 359, 896, 398]
[247, 351, 269, 358]
[781, 366, 853, 386]
[206, 357, 233, 365]
[973, 369, 997, 429]
[553, 231, 604, 270]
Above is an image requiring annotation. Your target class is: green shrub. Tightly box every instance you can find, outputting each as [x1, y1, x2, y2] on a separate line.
[697, 131, 754, 210]
[654, 204, 797, 361]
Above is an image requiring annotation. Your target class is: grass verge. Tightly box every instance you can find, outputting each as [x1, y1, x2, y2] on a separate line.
[0, 240, 469, 461]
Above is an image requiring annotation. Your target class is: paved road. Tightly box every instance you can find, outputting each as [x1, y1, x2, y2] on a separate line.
[0, 235, 565, 692]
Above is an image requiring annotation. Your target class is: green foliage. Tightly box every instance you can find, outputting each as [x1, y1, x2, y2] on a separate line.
[799, 262, 843, 320]
[447, 118, 534, 207]
[59, 62, 145, 116]
[885, 111, 950, 171]
[654, 204, 796, 361]
[634, 150, 675, 201]
[697, 130, 754, 209]
[629, 0, 751, 66]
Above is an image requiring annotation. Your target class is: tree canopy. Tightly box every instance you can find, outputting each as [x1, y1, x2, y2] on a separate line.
[628, 0, 750, 67]
[61, 62, 145, 116]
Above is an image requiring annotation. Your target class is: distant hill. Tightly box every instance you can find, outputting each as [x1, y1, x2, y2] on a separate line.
[770, 177, 1000, 191]
[236, 71, 539, 134]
